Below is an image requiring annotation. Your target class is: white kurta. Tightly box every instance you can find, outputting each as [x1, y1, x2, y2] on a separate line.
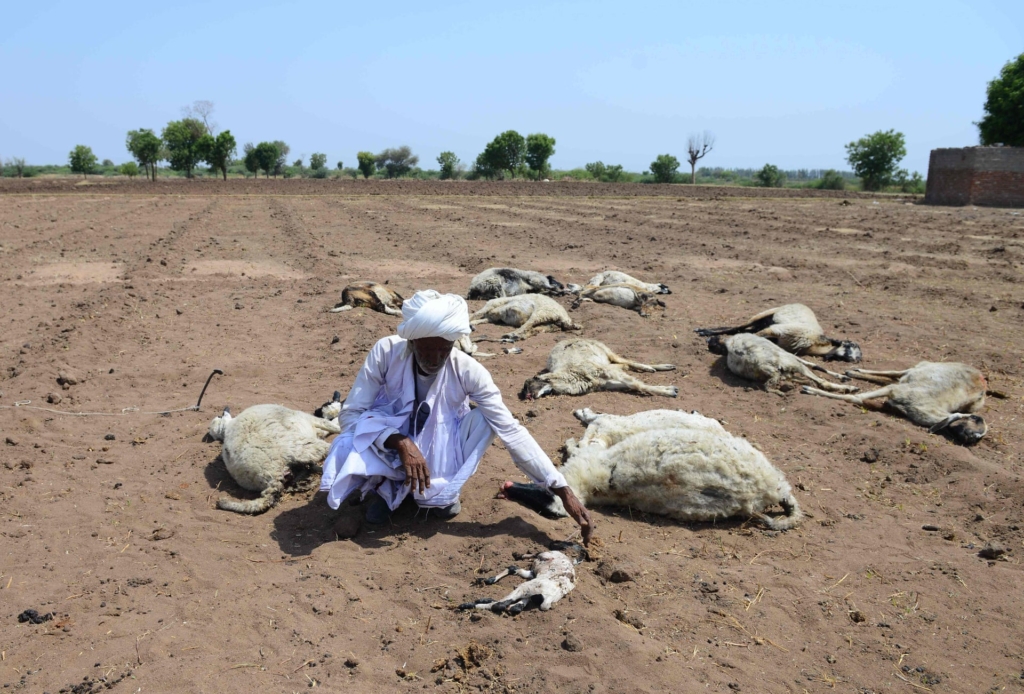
[320, 335, 567, 511]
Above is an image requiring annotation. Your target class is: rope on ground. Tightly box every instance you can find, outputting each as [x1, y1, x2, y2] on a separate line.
[0, 368, 223, 419]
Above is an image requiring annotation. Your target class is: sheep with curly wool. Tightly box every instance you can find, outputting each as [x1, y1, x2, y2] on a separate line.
[470, 294, 581, 342]
[499, 408, 803, 530]
[209, 394, 341, 514]
[567, 270, 671, 295]
[571, 284, 665, 317]
[330, 281, 404, 316]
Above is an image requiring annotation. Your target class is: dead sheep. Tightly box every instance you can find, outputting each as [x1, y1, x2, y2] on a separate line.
[467, 267, 565, 300]
[499, 408, 803, 530]
[470, 294, 581, 342]
[208, 397, 341, 514]
[707, 333, 858, 395]
[571, 284, 666, 317]
[567, 270, 671, 295]
[801, 362, 988, 445]
[330, 281, 404, 316]
[520, 338, 678, 400]
[458, 543, 584, 615]
[696, 303, 861, 362]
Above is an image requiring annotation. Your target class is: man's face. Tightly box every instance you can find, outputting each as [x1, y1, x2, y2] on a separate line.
[410, 336, 455, 375]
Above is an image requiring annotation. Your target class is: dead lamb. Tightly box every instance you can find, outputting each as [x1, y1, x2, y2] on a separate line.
[499, 408, 803, 530]
[470, 294, 581, 342]
[707, 333, 858, 395]
[330, 281, 404, 316]
[801, 362, 988, 445]
[467, 267, 566, 300]
[520, 338, 678, 400]
[696, 303, 861, 362]
[209, 395, 341, 514]
[458, 543, 584, 615]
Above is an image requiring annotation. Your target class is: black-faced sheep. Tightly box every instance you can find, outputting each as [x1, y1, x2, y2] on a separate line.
[707, 333, 858, 396]
[458, 543, 583, 615]
[520, 338, 678, 400]
[499, 408, 803, 530]
[209, 398, 341, 514]
[801, 362, 988, 445]
[696, 303, 861, 362]
[470, 294, 581, 342]
[467, 267, 565, 300]
[567, 270, 671, 295]
[330, 281, 404, 316]
[571, 284, 666, 317]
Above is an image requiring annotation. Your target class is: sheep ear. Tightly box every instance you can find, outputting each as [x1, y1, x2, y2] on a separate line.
[332, 390, 342, 403]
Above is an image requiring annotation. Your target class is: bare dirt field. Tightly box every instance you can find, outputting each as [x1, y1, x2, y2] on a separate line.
[1, 180, 1022, 693]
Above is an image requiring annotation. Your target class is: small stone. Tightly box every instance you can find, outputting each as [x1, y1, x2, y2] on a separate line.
[728, 684, 741, 691]
[149, 528, 174, 541]
[5, 437, 17, 446]
[849, 610, 866, 623]
[561, 633, 583, 652]
[104, 434, 115, 441]
[331, 335, 340, 345]
[942, 531, 956, 541]
[862, 448, 879, 463]
[470, 613, 482, 622]
[45, 392, 62, 404]
[979, 543, 1007, 560]
[922, 525, 940, 532]
[344, 657, 359, 668]
[175, 308, 183, 315]
[596, 561, 636, 583]
[234, 303, 243, 310]
[57, 370, 80, 386]
[826, 654, 836, 664]
[96, 459, 114, 465]
[614, 609, 645, 629]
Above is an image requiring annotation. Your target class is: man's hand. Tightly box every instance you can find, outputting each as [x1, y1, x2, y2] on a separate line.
[385, 434, 431, 494]
[552, 486, 593, 546]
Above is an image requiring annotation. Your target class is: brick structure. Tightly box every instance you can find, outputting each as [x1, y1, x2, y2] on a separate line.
[925, 146, 1024, 207]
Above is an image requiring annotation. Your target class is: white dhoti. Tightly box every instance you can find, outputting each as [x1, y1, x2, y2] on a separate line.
[320, 408, 497, 511]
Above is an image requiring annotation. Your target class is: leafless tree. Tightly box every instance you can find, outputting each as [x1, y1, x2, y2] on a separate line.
[182, 100, 217, 134]
[686, 131, 715, 184]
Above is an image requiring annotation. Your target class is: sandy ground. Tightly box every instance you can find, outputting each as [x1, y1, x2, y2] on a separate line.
[0, 180, 1022, 694]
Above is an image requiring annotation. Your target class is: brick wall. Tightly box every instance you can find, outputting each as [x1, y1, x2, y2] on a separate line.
[925, 147, 1024, 207]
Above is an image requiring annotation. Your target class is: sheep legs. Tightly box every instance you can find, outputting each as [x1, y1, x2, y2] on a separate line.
[601, 374, 679, 398]
[845, 368, 910, 385]
[800, 384, 895, 405]
[789, 364, 858, 393]
[601, 345, 676, 373]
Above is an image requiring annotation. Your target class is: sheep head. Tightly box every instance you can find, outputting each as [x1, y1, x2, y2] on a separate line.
[933, 414, 988, 446]
[824, 340, 863, 363]
[497, 481, 567, 518]
[207, 407, 232, 442]
[706, 335, 728, 356]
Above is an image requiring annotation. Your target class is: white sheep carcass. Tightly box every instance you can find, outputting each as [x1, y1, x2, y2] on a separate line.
[571, 284, 666, 317]
[499, 408, 803, 530]
[469, 294, 581, 342]
[707, 333, 858, 395]
[209, 396, 341, 514]
[801, 362, 988, 445]
[696, 303, 861, 362]
[467, 267, 565, 300]
[520, 338, 678, 400]
[330, 281, 404, 316]
[458, 543, 584, 615]
[567, 270, 671, 295]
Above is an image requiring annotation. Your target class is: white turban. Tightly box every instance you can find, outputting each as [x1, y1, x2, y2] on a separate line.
[397, 290, 472, 342]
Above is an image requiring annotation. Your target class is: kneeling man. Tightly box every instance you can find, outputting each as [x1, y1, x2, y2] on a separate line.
[320, 290, 592, 543]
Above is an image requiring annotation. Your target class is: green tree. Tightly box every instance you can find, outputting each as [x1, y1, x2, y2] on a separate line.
[7, 157, 27, 178]
[126, 128, 162, 181]
[243, 143, 260, 178]
[845, 129, 906, 191]
[585, 161, 624, 182]
[472, 152, 496, 180]
[101, 159, 114, 167]
[755, 164, 786, 187]
[356, 151, 376, 178]
[272, 141, 290, 177]
[69, 145, 98, 178]
[480, 130, 525, 179]
[162, 118, 208, 178]
[310, 153, 327, 171]
[336, 160, 344, 171]
[650, 154, 680, 183]
[977, 53, 1024, 146]
[254, 142, 281, 178]
[197, 130, 237, 181]
[525, 133, 556, 178]
[437, 151, 460, 180]
[375, 146, 419, 178]
[816, 169, 846, 190]
[119, 162, 139, 179]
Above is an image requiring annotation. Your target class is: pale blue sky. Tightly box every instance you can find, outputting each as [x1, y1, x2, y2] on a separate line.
[2, 1, 1021, 174]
